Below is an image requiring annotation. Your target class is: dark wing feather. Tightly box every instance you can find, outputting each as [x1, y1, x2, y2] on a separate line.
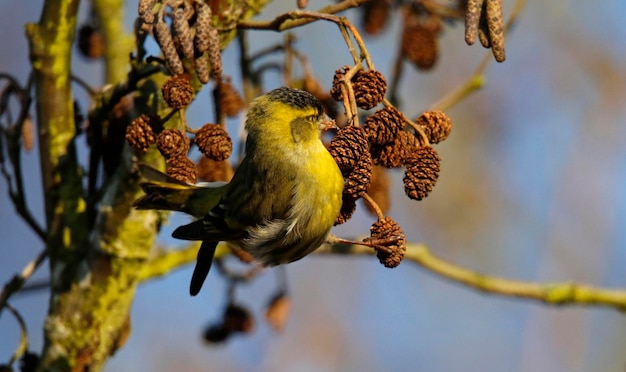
[171, 204, 246, 241]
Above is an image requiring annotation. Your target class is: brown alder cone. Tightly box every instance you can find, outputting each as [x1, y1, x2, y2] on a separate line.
[352, 70, 387, 110]
[195, 123, 233, 161]
[223, 304, 254, 334]
[400, 10, 442, 70]
[370, 131, 421, 168]
[161, 75, 193, 109]
[361, 0, 391, 36]
[125, 113, 160, 153]
[331, 67, 387, 110]
[367, 216, 406, 268]
[335, 194, 357, 225]
[343, 151, 373, 199]
[157, 128, 189, 159]
[265, 292, 292, 332]
[218, 81, 245, 117]
[403, 145, 441, 200]
[328, 126, 369, 176]
[77, 24, 105, 59]
[362, 106, 405, 146]
[415, 110, 452, 144]
[203, 324, 230, 343]
[166, 156, 197, 184]
[21, 115, 34, 151]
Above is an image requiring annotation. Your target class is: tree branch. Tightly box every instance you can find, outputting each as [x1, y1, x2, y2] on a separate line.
[238, 0, 371, 31]
[317, 242, 626, 310]
[138, 239, 626, 311]
[26, 0, 84, 236]
[0, 249, 47, 314]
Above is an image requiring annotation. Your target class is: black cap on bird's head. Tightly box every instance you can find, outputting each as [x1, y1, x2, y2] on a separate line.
[266, 87, 324, 115]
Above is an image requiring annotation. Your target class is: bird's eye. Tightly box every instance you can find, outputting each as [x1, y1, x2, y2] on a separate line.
[291, 116, 318, 143]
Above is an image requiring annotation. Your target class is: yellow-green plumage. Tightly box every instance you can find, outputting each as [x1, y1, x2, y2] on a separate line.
[135, 87, 343, 296]
[134, 165, 227, 218]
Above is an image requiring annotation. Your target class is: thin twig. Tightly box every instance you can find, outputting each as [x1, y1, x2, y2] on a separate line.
[429, 72, 486, 112]
[212, 83, 226, 126]
[341, 64, 363, 126]
[71, 74, 97, 96]
[0, 248, 47, 312]
[237, 0, 370, 31]
[504, 0, 527, 35]
[248, 44, 285, 63]
[236, 30, 257, 161]
[337, 21, 361, 65]
[215, 257, 264, 283]
[253, 62, 284, 80]
[241, 9, 374, 76]
[343, 21, 374, 70]
[0, 161, 47, 240]
[16, 278, 50, 295]
[274, 266, 288, 294]
[177, 109, 188, 130]
[362, 193, 384, 220]
[388, 43, 405, 107]
[0, 73, 46, 240]
[283, 33, 296, 87]
[5, 304, 28, 365]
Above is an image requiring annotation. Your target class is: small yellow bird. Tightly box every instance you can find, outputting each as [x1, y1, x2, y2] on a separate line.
[135, 87, 344, 295]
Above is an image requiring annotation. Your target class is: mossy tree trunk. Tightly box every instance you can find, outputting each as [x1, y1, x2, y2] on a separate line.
[26, 0, 160, 369]
[24, 0, 270, 369]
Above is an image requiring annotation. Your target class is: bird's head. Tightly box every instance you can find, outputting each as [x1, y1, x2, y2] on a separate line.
[246, 87, 328, 146]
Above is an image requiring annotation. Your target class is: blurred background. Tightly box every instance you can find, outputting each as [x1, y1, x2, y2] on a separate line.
[2, 0, 626, 371]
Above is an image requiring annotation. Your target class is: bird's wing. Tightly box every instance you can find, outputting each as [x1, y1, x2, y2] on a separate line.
[171, 203, 247, 242]
[134, 164, 228, 218]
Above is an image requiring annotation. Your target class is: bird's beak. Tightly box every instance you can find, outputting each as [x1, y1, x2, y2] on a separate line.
[319, 114, 336, 131]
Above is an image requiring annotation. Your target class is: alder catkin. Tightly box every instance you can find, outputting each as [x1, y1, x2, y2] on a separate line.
[154, 20, 184, 75]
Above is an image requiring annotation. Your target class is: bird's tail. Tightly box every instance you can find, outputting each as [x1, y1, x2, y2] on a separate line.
[189, 240, 218, 296]
[133, 164, 227, 218]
